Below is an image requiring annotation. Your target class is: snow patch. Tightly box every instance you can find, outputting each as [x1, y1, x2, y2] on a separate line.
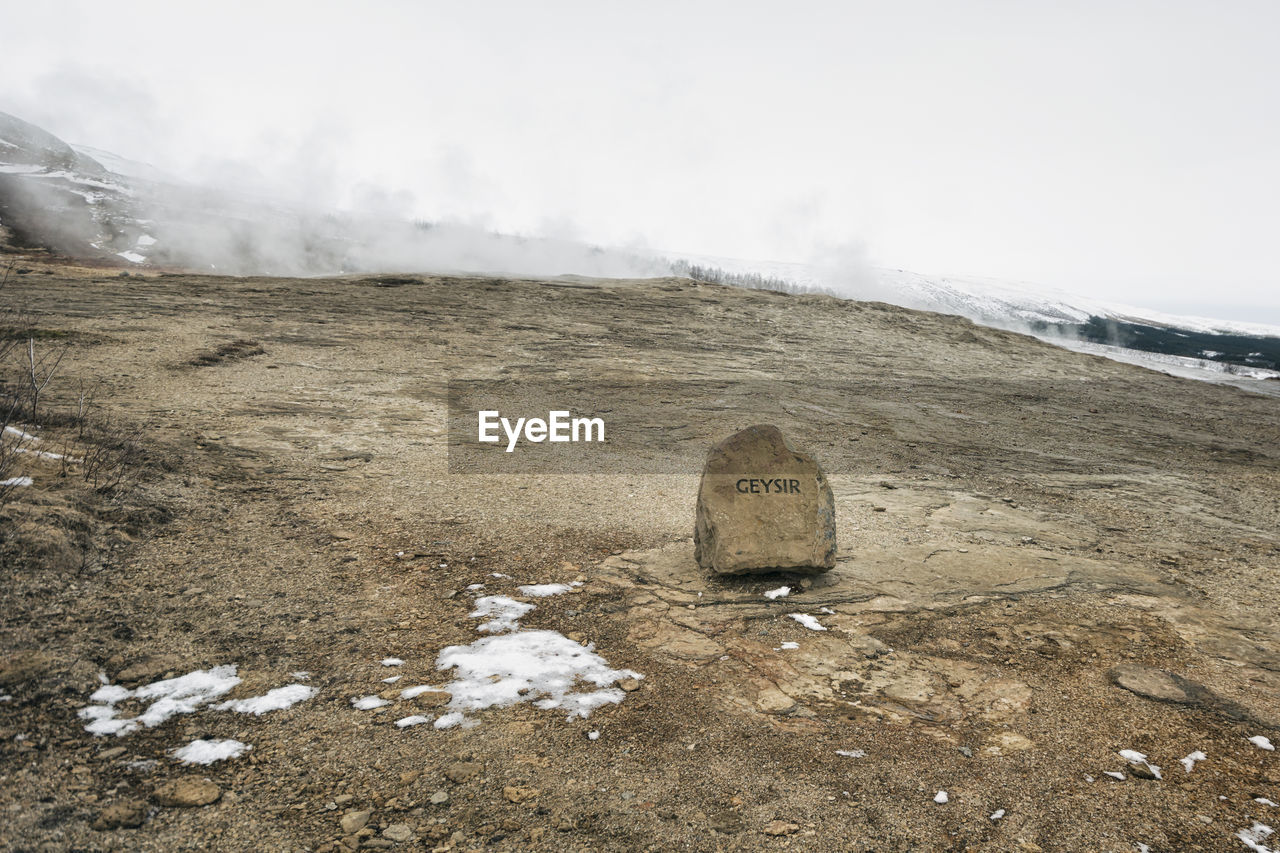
[1181, 750, 1207, 773]
[382, 675, 402, 684]
[933, 790, 949, 804]
[788, 613, 827, 631]
[1250, 736, 1275, 751]
[763, 586, 790, 600]
[435, 630, 641, 725]
[400, 685, 440, 699]
[518, 582, 583, 597]
[79, 665, 242, 737]
[395, 715, 431, 728]
[1237, 821, 1275, 853]
[1, 476, 32, 487]
[835, 749, 866, 758]
[351, 695, 390, 710]
[779, 641, 800, 650]
[990, 809, 1005, 820]
[380, 658, 404, 667]
[470, 596, 535, 633]
[172, 738, 250, 765]
[214, 684, 316, 715]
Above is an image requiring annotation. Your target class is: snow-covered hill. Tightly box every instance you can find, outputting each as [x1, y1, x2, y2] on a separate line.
[2, 110, 1276, 382]
[660, 252, 1280, 341]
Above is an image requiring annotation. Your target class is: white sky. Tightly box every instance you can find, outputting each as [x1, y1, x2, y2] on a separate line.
[3, 0, 1278, 322]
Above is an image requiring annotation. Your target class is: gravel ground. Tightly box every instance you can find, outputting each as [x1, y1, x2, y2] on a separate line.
[1, 258, 1278, 852]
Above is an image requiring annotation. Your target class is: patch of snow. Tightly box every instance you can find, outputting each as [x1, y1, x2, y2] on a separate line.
[136, 234, 156, 247]
[1136, 844, 1151, 853]
[1237, 821, 1275, 853]
[0, 695, 11, 703]
[382, 675, 402, 684]
[90, 684, 132, 704]
[1181, 750, 1207, 773]
[788, 613, 827, 631]
[395, 715, 431, 728]
[1258, 799, 1280, 808]
[466, 583, 485, 591]
[351, 695, 390, 710]
[1250, 736, 1275, 751]
[116, 251, 146, 264]
[214, 684, 316, 715]
[835, 749, 866, 758]
[763, 586, 790, 600]
[1104, 771, 1126, 781]
[291, 671, 310, 680]
[15, 446, 79, 461]
[933, 790, 948, 804]
[380, 657, 404, 666]
[79, 665, 242, 737]
[990, 809, 1005, 820]
[435, 629, 641, 725]
[172, 738, 250, 765]
[400, 685, 439, 699]
[491, 572, 510, 579]
[779, 641, 800, 650]
[433, 711, 466, 729]
[588, 730, 600, 740]
[518, 582, 582, 597]
[3, 426, 39, 442]
[470, 595, 535, 633]
[1, 476, 32, 487]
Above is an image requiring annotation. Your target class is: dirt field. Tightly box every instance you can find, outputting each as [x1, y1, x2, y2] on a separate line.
[1, 258, 1278, 852]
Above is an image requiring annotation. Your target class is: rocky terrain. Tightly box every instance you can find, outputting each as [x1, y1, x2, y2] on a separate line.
[1, 256, 1278, 852]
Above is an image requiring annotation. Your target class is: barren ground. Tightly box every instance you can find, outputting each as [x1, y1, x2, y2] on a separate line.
[1, 258, 1279, 852]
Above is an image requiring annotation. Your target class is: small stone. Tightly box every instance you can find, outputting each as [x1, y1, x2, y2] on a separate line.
[331, 529, 356, 540]
[443, 761, 480, 784]
[91, 799, 147, 830]
[503, 785, 540, 804]
[398, 770, 421, 786]
[429, 790, 449, 805]
[98, 746, 127, 761]
[849, 635, 889, 658]
[1109, 664, 1193, 704]
[152, 778, 221, 807]
[619, 678, 641, 693]
[412, 691, 451, 709]
[762, 820, 800, 836]
[334, 794, 354, 805]
[340, 810, 372, 834]
[117, 655, 182, 685]
[382, 824, 413, 843]
[1130, 763, 1160, 780]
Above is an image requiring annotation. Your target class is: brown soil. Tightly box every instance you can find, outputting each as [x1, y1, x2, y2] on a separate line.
[0, 257, 1278, 852]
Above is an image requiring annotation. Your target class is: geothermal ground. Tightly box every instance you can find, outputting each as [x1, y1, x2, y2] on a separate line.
[1, 258, 1278, 852]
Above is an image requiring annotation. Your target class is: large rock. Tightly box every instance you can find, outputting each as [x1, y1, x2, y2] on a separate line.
[694, 425, 836, 575]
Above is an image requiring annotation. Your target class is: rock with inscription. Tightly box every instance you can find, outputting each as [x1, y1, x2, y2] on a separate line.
[695, 425, 836, 575]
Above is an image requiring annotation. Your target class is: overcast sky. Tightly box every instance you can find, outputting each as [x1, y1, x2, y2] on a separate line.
[3, 1, 1277, 322]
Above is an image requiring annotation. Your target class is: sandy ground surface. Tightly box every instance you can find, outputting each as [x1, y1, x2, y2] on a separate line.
[1, 259, 1279, 852]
